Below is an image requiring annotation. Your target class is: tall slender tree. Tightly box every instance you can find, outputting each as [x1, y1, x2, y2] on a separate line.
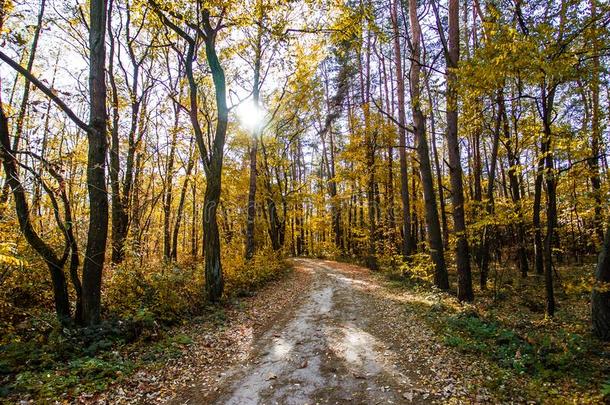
[409, 0, 448, 289]
[245, 0, 265, 260]
[81, 0, 109, 325]
[390, 0, 413, 258]
[433, 0, 473, 301]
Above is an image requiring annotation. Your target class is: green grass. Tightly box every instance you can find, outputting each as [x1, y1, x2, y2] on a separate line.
[378, 261, 610, 402]
[442, 313, 593, 379]
[0, 317, 204, 402]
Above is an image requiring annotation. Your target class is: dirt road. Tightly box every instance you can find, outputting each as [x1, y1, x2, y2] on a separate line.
[102, 258, 497, 404]
[211, 258, 440, 404]
[89, 258, 588, 404]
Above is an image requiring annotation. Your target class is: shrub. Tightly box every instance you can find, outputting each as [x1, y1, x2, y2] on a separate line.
[602, 378, 610, 398]
[224, 248, 288, 296]
[104, 260, 205, 324]
[0, 246, 289, 401]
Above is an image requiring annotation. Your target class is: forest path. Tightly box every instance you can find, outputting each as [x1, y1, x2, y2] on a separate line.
[209, 258, 437, 405]
[104, 258, 494, 404]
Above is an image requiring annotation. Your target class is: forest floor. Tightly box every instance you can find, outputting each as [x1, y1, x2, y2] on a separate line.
[83, 258, 610, 404]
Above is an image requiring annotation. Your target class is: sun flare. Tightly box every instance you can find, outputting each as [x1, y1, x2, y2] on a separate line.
[236, 100, 265, 132]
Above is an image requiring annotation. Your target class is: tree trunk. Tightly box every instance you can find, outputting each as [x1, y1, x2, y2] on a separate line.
[0, 94, 71, 324]
[533, 147, 545, 275]
[203, 167, 224, 301]
[245, 3, 264, 260]
[0, 0, 46, 214]
[428, 95, 449, 250]
[362, 31, 378, 271]
[541, 84, 557, 317]
[81, 0, 109, 326]
[163, 113, 179, 261]
[245, 138, 258, 259]
[409, 0, 448, 289]
[593, 224, 610, 341]
[259, 137, 285, 252]
[171, 139, 195, 260]
[503, 97, 529, 277]
[329, 131, 343, 251]
[31, 55, 58, 217]
[588, 0, 604, 242]
[191, 167, 198, 258]
[295, 140, 305, 256]
[391, 0, 413, 257]
[479, 91, 502, 289]
[107, 2, 125, 265]
[442, 0, 472, 301]
[202, 26, 228, 301]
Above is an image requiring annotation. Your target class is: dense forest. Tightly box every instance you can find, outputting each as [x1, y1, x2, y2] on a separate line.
[0, 0, 610, 402]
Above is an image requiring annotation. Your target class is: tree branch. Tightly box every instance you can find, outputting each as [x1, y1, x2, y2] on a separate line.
[0, 51, 91, 133]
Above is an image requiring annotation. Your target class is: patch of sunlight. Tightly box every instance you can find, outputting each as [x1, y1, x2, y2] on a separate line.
[343, 327, 376, 366]
[313, 286, 334, 314]
[323, 270, 435, 309]
[379, 291, 436, 308]
[270, 337, 293, 361]
[329, 324, 384, 375]
[329, 323, 415, 389]
[325, 272, 378, 289]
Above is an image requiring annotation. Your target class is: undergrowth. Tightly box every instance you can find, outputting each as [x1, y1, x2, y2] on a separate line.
[0, 249, 288, 402]
[380, 257, 610, 403]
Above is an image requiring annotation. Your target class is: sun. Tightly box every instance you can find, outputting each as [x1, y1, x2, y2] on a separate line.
[236, 100, 265, 132]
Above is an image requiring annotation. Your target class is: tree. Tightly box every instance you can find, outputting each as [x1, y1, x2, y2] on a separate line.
[151, 0, 229, 301]
[107, 0, 156, 264]
[0, 94, 74, 324]
[432, 0, 473, 301]
[587, 0, 604, 243]
[408, 0, 448, 290]
[81, 0, 110, 325]
[0, 0, 109, 326]
[0, 0, 46, 216]
[390, 0, 413, 258]
[245, 0, 265, 260]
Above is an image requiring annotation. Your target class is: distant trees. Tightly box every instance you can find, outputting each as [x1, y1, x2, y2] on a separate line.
[310, 0, 610, 322]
